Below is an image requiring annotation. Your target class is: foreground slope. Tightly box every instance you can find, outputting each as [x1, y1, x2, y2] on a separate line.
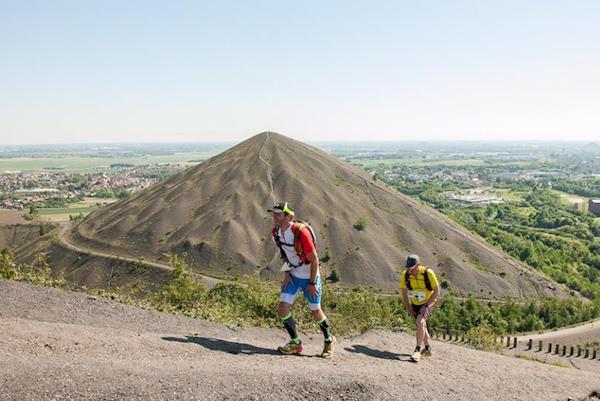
[72, 132, 561, 296]
[1, 279, 597, 401]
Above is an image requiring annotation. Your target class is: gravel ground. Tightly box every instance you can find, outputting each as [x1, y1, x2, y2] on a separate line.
[1, 279, 599, 401]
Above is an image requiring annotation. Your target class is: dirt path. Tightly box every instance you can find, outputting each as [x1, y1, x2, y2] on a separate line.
[258, 131, 274, 200]
[56, 222, 221, 288]
[1, 279, 598, 401]
[517, 318, 600, 345]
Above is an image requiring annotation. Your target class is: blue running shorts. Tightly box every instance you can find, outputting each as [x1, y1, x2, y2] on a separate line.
[279, 275, 322, 310]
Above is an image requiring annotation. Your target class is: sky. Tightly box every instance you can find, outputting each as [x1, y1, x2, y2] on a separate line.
[1, 1, 599, 145]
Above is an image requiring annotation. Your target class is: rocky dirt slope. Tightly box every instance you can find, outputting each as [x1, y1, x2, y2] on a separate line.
[1, 279, 597, 401]
[71, 132, 564, 297]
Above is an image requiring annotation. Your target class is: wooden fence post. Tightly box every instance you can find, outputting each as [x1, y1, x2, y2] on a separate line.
[548, 343, 552, 353]
[562, 345, 566, 356]
[570, 346, 574, 356]
[555, 344, 560, 354]
[506, 336, 511, 348]
[593, 350, 597, 359]
[538, 340, 543, 352]
[585, 349, 589, 358]
[577, 347, 581, 357]
[513, 337, 517, 349]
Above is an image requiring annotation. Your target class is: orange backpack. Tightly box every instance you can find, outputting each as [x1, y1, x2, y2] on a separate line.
[272, 220, 317, 267]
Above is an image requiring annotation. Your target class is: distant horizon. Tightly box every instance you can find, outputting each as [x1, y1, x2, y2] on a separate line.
[2, 136, 600, 147]
[1, 135, 599, 148]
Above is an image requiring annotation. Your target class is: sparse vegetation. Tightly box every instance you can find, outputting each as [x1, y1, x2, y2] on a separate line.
[320, 248, 332, 263]
[465, 324, 501, 351]
[151, 253, 207, 311]
[0, 248, 409, 336]
[1, 246, 598, 338]
[513, 353, 568, 368]
[328, 267, 340, 283]
[0, 248, 66, 288]
[353, 217, 367, 231]
[24, 205, 38, 220]
[69, 213, 84, 222]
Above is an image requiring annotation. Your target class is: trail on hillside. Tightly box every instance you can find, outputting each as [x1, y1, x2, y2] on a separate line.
[1, 279, 598, 401]
[56, 222, 220, 288]
[258, 131, 275, 201]
[516, 316, 600, 350]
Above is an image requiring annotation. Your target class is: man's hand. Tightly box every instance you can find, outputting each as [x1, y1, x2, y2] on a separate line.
[281, 273, 292, 290]
[420, 305, 431, 320]
[406, 307, 416, 318]
[308, 282, 318, 298]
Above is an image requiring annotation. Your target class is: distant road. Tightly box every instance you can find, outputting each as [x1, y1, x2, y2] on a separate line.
[56, 222, 220, 288]
[516, 316, 600, 345]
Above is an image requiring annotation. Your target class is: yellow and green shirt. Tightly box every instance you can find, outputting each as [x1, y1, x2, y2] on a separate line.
[399, 265, 439, 305]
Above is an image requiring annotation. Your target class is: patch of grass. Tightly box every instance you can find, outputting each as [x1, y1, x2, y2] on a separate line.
[353, 218, 367, 231]
[465, 324, 501, 351]
[0, 249, 67, 288]
[328, 267, 340, 283]
[513, 353, 568, 368]
[459, 245, 488, 272]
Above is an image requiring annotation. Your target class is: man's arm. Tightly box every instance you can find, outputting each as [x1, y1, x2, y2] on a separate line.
[306, 251, 319, 283]
[305, 251, 319, 297]
[426, 286, 440, 308]
[401, 288, 415, 317]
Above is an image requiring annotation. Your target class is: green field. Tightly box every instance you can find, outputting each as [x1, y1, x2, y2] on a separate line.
[37, 197, 118, 221]
[353, 158, 485, 168]
[350, 158, 408, 168]
[0, 152, 219, 173]
[551, 189, 588, 211]
[494, 189, 526, 202]
[39, 206, 97, 215]
[38, 206, 98, 221]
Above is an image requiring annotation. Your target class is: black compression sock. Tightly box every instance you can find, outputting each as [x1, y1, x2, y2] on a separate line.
[317, 316, 332, 342]
[281, 313, 299, 341]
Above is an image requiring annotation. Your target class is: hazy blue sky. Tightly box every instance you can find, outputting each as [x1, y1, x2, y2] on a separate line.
[1, 1, 599, 144]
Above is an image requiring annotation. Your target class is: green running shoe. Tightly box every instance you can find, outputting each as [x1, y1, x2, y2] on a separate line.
[278, 341, 303, 355]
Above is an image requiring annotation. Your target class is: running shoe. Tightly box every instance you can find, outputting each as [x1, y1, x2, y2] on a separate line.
[410, 348, 421, 362]
[278, 341, 303, 355]
[321, 336, 337, 359]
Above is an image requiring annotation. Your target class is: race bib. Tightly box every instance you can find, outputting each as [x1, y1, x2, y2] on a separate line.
[409, 291, 426, 301]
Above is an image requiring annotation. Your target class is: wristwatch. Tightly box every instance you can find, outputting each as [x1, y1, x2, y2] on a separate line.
[309, 281, 317, 286]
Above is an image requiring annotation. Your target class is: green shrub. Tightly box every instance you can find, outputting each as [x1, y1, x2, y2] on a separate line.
[353, 218, 367, 231]
[0, 249, 66, 288]
[329, 268, 341, 283]
[151, 253, 206, 311]
[466, 324, 501, 351]
[320, 248, 332, 263]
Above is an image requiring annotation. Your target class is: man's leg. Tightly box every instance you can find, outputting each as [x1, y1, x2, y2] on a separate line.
[416, 315, 427, 348]
[278, 302, 299, 342]
[411, 304, 425, 362]
[310, 307, 332, 341]
[415, 314, 433, 358]
[277, 282, 303, 355]
[305, 280, 335, 358]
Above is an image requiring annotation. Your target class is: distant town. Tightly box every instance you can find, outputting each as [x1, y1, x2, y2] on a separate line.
[1, 141, 599, 219]
[0, 164, 187, 211]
